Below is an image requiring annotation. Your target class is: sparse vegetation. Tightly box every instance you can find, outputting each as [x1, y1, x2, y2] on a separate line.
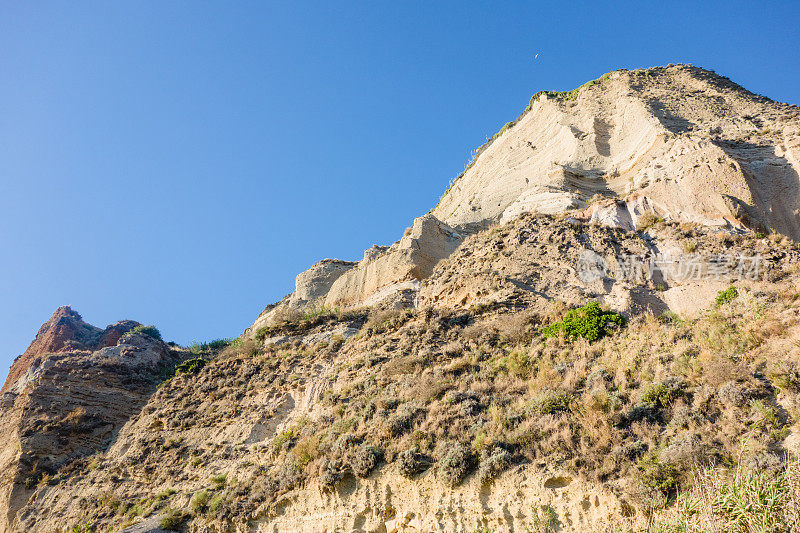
[173, 357, 206, 375]
[159, 508, 187, 531]
[11, 213, 800, 532]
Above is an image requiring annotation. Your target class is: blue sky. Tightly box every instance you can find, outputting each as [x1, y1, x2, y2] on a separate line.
[1, 1, 799, 382]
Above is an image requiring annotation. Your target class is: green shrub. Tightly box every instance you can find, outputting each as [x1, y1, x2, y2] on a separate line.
[348, 444, 382, 478]
[536, 390, 573, 415]
[530, 505, 560, 532]
[189, 339, 231, 354]
[174, 358, 206, 376]
[190, 490, 210, 514]
[272, 429, 295, 452]
[127, 324, 162, 341]
[208, 494, 225, 515]
[398, 448, 428, 478]
[154, 488, 177, 502]
[477, 447, 512, 484]
[159, 508, 187, 531]
[211, 473, 227, 488]
[541, 303, 624, 342]
[716, 286, 739, 306]
[638, 454, 679, 495]
[438, 442, 473, 487]
[641, 379, 684, 408]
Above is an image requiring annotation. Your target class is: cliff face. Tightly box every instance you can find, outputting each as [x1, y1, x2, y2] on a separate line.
[0, 311, 177, 533]
[247, 65, 800, 336]
[2, 66, 800, 532]
[1, 307, 139, 395]
[433, 65, 800, 235]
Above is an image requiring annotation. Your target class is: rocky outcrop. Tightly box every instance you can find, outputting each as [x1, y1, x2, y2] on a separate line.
[323, 214, 463, 308]
[433, 65, 800, 237]
[0, 309, 176, 533]
[247, 259, 358, 335]
[247, 65, 800, 337]
[247, 215, 462, 335]
[1, 307, 138, 395]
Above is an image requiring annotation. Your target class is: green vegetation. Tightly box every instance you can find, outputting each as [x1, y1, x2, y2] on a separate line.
[438, 442, 473, 487]
[158, 508, 187, 531]
[173, 358, 206, 375]
[190, 490, 211, 514]
[530, 505, 560, 532]
[189, 338, 231, 354]
[255, 306, 366, 342]
[715, 286, 739, 306]
[541, 302, 624, 342]
[638, 454, 680, 495]
[535, 390, 573, 415]
[542, 72, 613, 102]
[126, 324, 162, 341]
[636, 212, 664, 231]
[641, 380, 684, 408]
[652, 461, 799, 532]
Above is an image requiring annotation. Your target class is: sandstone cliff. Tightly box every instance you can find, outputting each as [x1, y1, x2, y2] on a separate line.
[3, 65, 800, 533]
[246, 65, 800, 336]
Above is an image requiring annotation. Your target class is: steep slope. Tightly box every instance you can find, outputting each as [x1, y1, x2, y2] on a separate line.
[8, 215, 800, 533]
[247, 65, 800, 334]
[3, 65, 800, 533]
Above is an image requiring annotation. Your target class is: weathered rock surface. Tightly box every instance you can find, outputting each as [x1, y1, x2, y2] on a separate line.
[246, 65, 800, 337]
[247, 259, 357, 336]
[0, 310, 176, 533]
[324, 214, 463, 308]
[433, 65, 800, 238]
[256, 466, 625, 533]
[1, 307, 138, 395]
[247, 214, 462, 335]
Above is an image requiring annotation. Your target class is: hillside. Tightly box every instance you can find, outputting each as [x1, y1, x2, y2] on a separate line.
[1, 65, 800, 532]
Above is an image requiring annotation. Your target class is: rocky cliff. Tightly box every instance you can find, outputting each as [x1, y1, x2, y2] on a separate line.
[2, 65, 800, 532]
[247, 65, 800, 335]
[0, 309, 178, 533]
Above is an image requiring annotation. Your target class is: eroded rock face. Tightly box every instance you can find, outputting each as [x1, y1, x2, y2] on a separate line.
[0, 309, 175, 533]
[246, 215, 462, 336]
[324, 214, 463, 308]
[433, 65, 800, 238]
[254, 466, 625, 533]
[0, 307, 139, 395]
[247, 259, 358, 336]
[246, 65, 800, 337]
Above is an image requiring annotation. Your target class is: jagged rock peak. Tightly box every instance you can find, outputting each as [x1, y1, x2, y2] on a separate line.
[0, 307, 140, 394]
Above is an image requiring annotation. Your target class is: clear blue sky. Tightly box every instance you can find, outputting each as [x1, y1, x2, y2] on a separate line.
[1, 1, 799, 382]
